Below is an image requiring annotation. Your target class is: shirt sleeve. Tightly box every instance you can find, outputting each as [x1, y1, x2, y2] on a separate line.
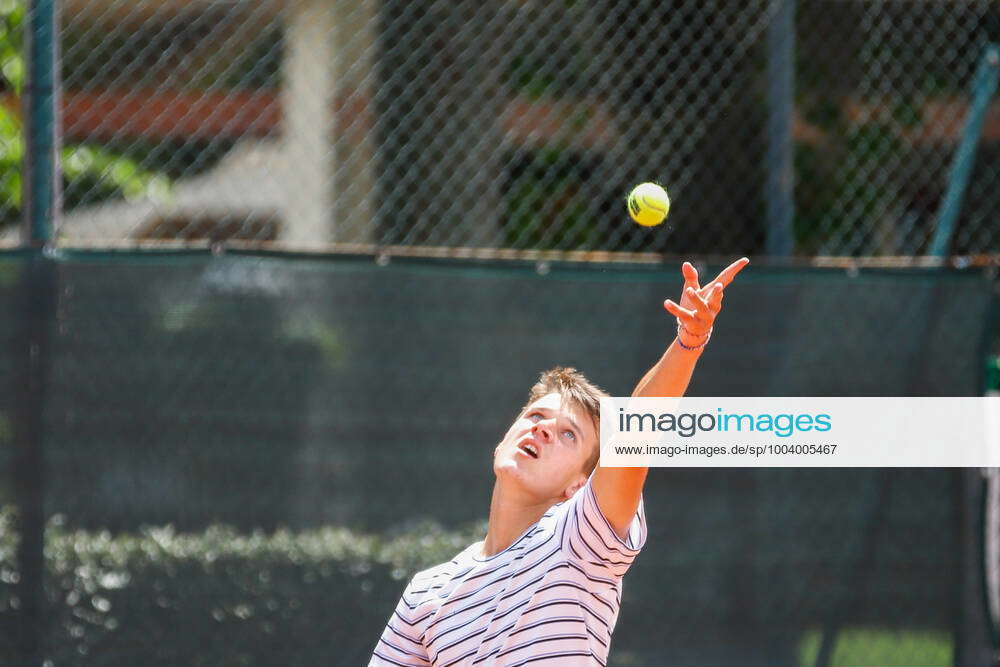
[560, 476, 647, 578]
[368, 580, 432, 667]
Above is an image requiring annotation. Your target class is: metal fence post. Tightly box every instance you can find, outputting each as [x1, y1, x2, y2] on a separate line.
[21, 0, 59, 247]
[15, 0, 60, 664]
[930, 44, 999, 257]
[765, 0, 795, 257]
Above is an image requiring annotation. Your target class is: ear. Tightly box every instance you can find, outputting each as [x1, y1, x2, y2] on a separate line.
[562, 473, 588, 500]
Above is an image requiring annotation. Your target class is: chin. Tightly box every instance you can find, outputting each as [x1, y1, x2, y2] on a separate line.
[493, 456, 522, 480]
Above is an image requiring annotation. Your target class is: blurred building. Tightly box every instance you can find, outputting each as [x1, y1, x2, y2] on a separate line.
[2, 0, 997, 254]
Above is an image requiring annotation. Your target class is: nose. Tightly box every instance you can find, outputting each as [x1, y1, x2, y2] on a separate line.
[531, 420, 555, 443]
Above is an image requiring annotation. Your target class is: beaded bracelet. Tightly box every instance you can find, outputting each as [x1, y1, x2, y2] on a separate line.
[676, 323, 712, 351]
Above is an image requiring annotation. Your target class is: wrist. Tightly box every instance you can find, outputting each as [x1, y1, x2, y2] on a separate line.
[676, 323, 712, 351]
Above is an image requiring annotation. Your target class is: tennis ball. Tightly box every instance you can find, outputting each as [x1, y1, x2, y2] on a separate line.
[627, 182, 670, 227]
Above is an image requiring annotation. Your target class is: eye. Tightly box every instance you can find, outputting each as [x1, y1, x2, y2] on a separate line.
[527, 412, 542, 422]
[562, 429, 576, 442]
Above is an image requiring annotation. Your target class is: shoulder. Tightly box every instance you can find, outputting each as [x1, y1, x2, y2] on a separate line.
[399, 543, 480, 607]
[411, 545, 477, 583]
[559, 475, 647, 576]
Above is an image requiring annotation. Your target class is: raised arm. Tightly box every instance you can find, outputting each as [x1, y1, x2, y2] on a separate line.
[591, 258, 749, 539]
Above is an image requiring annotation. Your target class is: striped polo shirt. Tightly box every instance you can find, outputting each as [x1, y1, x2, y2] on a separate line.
[369, 478, 647, 666]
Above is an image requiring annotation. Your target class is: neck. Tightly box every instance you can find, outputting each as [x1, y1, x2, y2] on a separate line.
[481, 479, 556, 558]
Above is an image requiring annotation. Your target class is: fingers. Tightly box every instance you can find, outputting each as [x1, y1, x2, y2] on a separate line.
[668, 257, 744, 334]
[666, 287, 715, 333]
[684, 286, 711, 312]
[705, 282, 724, 313]
[709, 257, 750, 288]
[663, 299, 696, 320]
[681, 261, 701, 292]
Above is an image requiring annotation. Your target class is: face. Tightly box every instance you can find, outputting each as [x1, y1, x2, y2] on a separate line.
[493, 392, 599, 504]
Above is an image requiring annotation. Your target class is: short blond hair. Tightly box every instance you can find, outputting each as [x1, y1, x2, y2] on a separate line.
[522, 367, 607, 475]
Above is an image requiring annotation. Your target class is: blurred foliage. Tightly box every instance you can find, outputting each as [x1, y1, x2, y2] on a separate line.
[501, 3, 587, 100]
[61, 145, 170, 211]
[62, 19, 281, 91]
[794, 122, 904, 254]
[798, 628, 952, 667]
[0, 0, 25, 224]
[0, 0, 24, 91]
[0, 505, 486, 664]
[0, 0, 169, 229]
[503, 148, 602, 250]
[0, 105, 21, 222]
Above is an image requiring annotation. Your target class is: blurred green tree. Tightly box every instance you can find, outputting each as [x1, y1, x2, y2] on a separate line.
[0, 0, 168, 229]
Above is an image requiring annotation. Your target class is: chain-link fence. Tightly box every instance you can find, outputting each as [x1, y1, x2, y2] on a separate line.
[1, 0, 998, 255]
[0, 255, 997, 665]
[3, 2, 1000, 665]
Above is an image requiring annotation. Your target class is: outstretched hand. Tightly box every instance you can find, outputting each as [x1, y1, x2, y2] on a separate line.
[664, 257, 749, 347]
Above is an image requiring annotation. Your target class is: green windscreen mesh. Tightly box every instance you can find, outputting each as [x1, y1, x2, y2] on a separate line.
[0, 253, 997, 665]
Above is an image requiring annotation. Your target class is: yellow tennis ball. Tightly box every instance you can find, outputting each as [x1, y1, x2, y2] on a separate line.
[627, 182, 670, 227]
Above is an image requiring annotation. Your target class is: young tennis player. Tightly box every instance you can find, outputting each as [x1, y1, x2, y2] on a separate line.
[369, 258, 749, 666]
